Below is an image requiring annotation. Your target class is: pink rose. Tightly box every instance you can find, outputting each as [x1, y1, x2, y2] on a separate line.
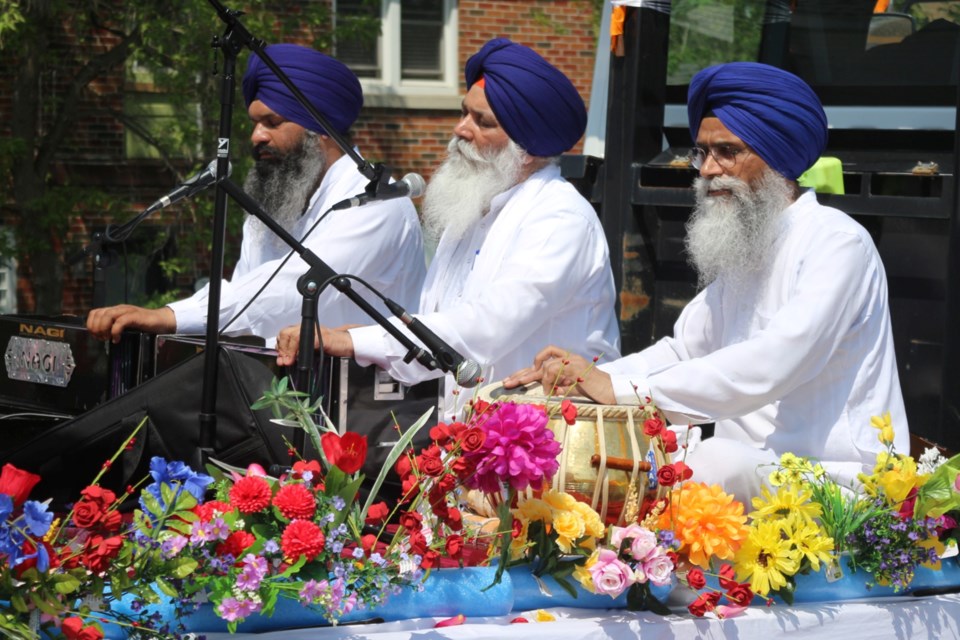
[610, 524, 658, 562]
[642, 548, 675, 586]
[589, 549, 636, 597]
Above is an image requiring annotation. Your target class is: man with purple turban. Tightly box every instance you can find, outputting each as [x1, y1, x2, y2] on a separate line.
[88, 44, 425, 344]
[276, 38, 621, 414]
[506, 62, 907, 504]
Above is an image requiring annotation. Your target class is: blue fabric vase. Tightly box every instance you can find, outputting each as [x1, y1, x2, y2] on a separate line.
[508, 565, 673, 611]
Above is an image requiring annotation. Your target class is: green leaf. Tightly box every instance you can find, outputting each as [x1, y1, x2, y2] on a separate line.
[155, 577, 179, 598]
[28, 591, 62, 616]
[51, 572, 82, 595]
[167, 556, 199, 579]
[9, 592, 27, 613]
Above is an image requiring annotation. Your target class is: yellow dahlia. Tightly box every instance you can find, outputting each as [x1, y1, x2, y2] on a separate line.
[734, 519, 801, 596]
[657, 482, 749, 568]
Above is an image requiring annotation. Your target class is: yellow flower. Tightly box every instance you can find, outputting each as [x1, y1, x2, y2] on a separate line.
[516, 497, 553, 524]
[553, 510, 586, 552]
[781, 513, 834, 572]
[750, 484, 821, 524]
[573, 550, 599, 590]
[534, 609, 556, 622]
[542, 489, 578, 511]
[734, 519, 802, 596]
[656, 482, 749, 568]
[871, 412, 895, 445]
[570, 500, 606, 539]
[859, 451, 920, 505]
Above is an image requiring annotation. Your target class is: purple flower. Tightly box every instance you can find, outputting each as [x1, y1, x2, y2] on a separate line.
[464, 402, 560, 493]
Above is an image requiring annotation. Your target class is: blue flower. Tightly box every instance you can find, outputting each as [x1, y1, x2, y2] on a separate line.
[22, 500, 53, 538]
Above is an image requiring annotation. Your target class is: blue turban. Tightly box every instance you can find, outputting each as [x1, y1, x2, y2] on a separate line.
[687, 62, 828, 181]
[465, 38, 587, 157]
[242, 44, 362, 135]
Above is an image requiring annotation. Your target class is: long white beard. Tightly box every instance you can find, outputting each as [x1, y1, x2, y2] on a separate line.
[685, 168, 796, 290]
[243, 133, 327, 254]
[421, 136, 527, 244]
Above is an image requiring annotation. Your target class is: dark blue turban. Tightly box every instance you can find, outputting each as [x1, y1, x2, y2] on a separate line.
[465, 38, 587, 157]
[242, 44, 362, 135]
[687, 62, 828, 181]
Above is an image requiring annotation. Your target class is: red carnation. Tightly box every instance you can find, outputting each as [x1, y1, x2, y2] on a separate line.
[280, 519, 326, 562]
[459, 427, 486, 453]
[321, 432, 368, 475]
[273, 483, 316, 520]
[61, 617, 104, 640]
[686, 567, 706, 590]
[216, 530, 256, 559]
[365, 501, 390, 525]
[445, 534, 464, 560]
[560, 399, 578, 425]
[0, 463, 40, 506]
[229, 475, 272, 514]
[643, 417, 665, 437]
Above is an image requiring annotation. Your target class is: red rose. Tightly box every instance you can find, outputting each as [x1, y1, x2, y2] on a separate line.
[280, 519, 326, 562]
[674, 460, 694, 482]
[99, 510, 122, 533]
[429, 423, 453, 445]
[450, 456, 473, 479]
[321, 432, 368, 475]
[560, 399, 578, 425]
[725, 583, 754, 607]
[445, 534, 464, 560]
[361, 534, 378, 554]
[444, 507, 463, 532]
[421, 548, 442, 569]
[80, 485, 116, 506]
[193, 500, 232, 522]
[365, 501, 390, 525]
[643, 417, 664, 437]
[216, 530, 256, 559]
[660, 429, 678, 454]
[399, 511, 423, 531]
[407, 528, 428, 556]
[81, 535, 123, 574]
[470, 400, 492, 416]
[656, 464, 678, 487]
[0, 463, 40, 506]
[61, 617, 104, 640]
[229, 475, 272, 514]
[400, 475, 420, 501]
[420, 454, 445, 478]
[718, 563, 737, 590]
[395, 453, 414, 478]
[687, 591, 721, 617]
[273, 483, 317, 520]
[686, 567, 706, 590]
[459, 427, 485, 453]
[72, 499, 105, 529]
[437, 473, 457, 494]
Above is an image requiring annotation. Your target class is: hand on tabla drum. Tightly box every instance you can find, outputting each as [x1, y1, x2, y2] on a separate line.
[502, 345, 617, 405]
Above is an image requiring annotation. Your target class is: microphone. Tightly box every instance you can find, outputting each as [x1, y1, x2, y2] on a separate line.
[384, 299, 482, 388]
[143, 160, 231, 215]
[331, 173, 426, 211]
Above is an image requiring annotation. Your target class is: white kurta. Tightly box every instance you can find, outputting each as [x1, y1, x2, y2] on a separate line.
[350, 164, 621, 412]
[167, 154, 426, 342]
[601, 190, 908, 485]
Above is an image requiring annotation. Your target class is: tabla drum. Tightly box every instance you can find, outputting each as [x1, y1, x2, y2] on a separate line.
[479, 382, 669, 525]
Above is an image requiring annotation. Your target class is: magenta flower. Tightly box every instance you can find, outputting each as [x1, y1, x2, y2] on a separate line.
[463, 403, 560, 493]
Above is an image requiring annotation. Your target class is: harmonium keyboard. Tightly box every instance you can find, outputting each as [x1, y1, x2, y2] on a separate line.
[0, 314, 153, 420]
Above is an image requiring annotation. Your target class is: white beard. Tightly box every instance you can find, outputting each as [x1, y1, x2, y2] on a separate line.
[242, 133, 327, 255]
[685, 168, 796, 290]
[421, 136, 527, 245]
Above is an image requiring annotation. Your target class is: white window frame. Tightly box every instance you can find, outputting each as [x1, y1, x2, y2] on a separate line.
[338, 0, 461, 109]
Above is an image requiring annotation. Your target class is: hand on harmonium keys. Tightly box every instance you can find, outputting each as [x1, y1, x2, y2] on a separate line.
[85, 305, 176, 343]
[501, 345, 617, 405]
[275, 324, 361, 367]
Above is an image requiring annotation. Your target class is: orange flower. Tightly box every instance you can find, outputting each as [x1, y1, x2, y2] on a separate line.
[657, 482, 749, 568]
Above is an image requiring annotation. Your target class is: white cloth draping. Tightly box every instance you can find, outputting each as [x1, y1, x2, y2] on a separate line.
[201, 594, 960, 640]
[600, 190, 908, 491]
[167, 153, 426, 344]
[350, 163, 621, 414]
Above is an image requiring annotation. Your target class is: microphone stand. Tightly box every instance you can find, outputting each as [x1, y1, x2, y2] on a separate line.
[200, 0, 429, 462]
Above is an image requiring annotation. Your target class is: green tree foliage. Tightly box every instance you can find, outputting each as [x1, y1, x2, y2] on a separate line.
[0, 0, 372, 313]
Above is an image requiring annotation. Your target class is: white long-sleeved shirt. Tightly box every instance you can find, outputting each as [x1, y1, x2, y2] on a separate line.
[350, 163, 621, 412]
[167, 154, 426, 342]
[600, 190, 908, 469]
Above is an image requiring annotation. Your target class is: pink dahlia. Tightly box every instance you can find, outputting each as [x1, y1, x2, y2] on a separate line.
[464, 402, 560, 493]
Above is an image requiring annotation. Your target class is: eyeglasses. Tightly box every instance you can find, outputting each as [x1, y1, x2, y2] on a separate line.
[688, 144, 751, 170]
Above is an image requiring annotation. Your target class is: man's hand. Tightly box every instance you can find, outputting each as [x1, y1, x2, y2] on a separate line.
[275, 324, 357, 367]
[86, 305, 176, 343]
[502, 345, 617, 405]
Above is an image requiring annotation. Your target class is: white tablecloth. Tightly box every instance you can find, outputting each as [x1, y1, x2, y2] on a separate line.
[202, 593, 960, 639]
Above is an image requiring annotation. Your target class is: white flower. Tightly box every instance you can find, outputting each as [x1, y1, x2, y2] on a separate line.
[918, 447, 947, 475]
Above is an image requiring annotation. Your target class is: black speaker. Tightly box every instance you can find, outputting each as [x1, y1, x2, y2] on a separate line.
[0, 347, 291, 510]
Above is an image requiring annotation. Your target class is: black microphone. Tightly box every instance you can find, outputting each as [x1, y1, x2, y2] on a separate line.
[331, 173, 426, 211]
[143, 160, 231, 215]
[383, 299, 483, 388]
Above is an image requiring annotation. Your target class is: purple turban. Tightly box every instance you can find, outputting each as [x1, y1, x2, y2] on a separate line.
[687, 62, 828, 181]
[465, 38, 587, 157]
[242, 44, 362, 135]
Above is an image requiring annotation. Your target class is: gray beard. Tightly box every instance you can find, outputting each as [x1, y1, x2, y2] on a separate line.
[685, 168, 796, 290]
[421, 136, 527, 245]
[242, 133, 327, 254]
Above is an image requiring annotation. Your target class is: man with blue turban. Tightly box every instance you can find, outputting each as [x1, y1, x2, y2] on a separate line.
[507, 62, 907, 505]
[276, 38, 620, 417]
[88, 44, 425, 344]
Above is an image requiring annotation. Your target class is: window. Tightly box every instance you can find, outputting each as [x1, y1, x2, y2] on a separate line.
[336, 0, 460, 109]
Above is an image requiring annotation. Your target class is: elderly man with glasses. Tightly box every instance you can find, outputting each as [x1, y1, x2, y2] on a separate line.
[505, 62, 908, 505]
